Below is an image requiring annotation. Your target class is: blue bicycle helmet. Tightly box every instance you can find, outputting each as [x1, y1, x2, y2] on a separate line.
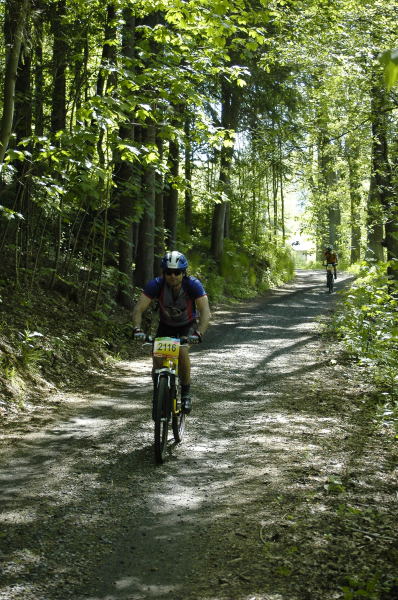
[161, 251, 188, 271]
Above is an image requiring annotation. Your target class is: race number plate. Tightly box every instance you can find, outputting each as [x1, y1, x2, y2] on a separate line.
[326, 264, 334, 271]
[153, 337, 180, 358]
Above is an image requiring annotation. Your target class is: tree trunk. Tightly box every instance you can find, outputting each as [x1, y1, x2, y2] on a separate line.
[272, 162, 278, 237]
[211, 202, 227, 263]
[13, 33, 33, 269]
[134, 125, 156, 287]
[95, 3, 117, 167]
[184, 116, 193, 233]
[33, 5, 44, 137]
[224, 202, 230, 239]
[69, 19, 90, 123]
[133, 9, 162, 286]
[96, 4, 117, 98]
[210, 76, 240, 264]
[114, 10, 137, 308]
[280, 170, 285, 243]
[346, 141, 362, 264]
[50, 0, 67, 134]
[366, 74, 389, 262]
[279, 139, 285, 243]
[164, 104, 184, 251]
[316, 108, 341, 251]
[328, 206, 341, 249]
[384, 208, 398, 278]
[49, 0, 67, 288]
[0, 0, 30, 165]
[163, 135, 179, 250]
[154, 136, 165, 274]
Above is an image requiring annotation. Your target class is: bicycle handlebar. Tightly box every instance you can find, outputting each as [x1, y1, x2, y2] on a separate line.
[143, 335, 190, 346]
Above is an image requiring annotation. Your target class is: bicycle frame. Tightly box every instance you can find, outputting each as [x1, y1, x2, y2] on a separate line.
[150, 336, 187, 463]
[153, 337, 183, 418]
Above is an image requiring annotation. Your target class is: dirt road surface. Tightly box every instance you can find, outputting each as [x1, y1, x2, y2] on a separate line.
[1, 270, 397, 600]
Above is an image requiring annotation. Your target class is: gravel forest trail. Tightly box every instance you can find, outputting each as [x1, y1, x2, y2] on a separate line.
[0, 269, 397, 600]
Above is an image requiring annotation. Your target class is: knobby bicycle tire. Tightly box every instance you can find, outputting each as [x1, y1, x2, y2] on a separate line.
[154, 375, 169, 463]
[172, 388, 186, 444]
[327, 271, 334, 293]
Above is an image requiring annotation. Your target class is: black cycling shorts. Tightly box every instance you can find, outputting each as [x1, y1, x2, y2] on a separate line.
[156, 321, 197, 339]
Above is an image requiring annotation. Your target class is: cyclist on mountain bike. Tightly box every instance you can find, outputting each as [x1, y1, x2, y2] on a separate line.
[323, 247, 338, 279]
[132, 251, 211, 414]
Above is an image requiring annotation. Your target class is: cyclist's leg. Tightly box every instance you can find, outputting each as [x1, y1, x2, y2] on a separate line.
[178, 347, 192, 413]
[178, 346, 191, 385]
[179, 322, 198, 413]
[334, 265, 337, 279]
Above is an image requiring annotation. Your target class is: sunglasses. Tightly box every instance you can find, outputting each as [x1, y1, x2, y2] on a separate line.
[164, 269, 182, 276]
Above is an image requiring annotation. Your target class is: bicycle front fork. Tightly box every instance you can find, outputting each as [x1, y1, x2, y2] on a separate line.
[153, 372, 178, 419]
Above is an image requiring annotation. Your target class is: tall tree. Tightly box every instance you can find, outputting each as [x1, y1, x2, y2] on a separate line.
[163, 125, 180, 250]
[50, 0, 67, 135]
[0, 0, 30, 165]
[366, 72, 389, 261]
[346, 136, 362, 263]
[210, 76, 240, 263]
[114, 9, 137, 308]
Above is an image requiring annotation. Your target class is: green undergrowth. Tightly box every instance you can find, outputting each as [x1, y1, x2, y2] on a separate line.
[326, 262, 398, 436]
[186, 238, 295, 303]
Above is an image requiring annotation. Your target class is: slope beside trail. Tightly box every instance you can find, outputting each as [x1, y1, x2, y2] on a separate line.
[0, 269, 397, 600]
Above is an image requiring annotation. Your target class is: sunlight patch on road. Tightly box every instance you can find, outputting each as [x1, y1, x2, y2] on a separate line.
[84, 576, 181, 598]
[0, 509, 37, 524]
[115, 576, 178, 594]
[46, 416, 116, 439]
[149, 490, 205, 513]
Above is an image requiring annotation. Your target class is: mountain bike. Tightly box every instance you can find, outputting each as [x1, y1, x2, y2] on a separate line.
[325, 263, 335, 293]
[145, 336, 187, 464]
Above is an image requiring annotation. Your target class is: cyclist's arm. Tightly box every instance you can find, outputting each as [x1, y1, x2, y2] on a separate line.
[196, 295, 211, 337]
[132, 293, 152, 329]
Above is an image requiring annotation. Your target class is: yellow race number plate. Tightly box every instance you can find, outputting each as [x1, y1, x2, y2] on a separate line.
[153, 337, 180, 358]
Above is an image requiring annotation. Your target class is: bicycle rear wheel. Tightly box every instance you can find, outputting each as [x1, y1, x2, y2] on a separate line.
[327, 271, 334, 293]
[154, 376, 170, 464]
[172, 390, 186, 443]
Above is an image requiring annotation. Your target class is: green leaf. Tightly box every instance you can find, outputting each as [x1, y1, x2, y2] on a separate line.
[380, 49, 398, 91]
[146, 151, 158, 163]
[5, 149, 25, 161]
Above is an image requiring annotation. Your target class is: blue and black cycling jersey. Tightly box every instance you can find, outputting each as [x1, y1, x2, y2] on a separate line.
[143, 276, 207, 327]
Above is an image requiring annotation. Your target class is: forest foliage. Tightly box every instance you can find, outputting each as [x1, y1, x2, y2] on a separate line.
[0, 0, 398, 406]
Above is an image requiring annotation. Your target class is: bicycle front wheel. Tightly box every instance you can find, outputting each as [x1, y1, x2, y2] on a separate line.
[154, 376, 170, 464]
[172, 392, 186, 444]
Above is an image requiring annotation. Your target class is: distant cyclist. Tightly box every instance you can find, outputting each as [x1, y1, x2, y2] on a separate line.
[132, 251, 211, 414]
[323, 247, 338, 279]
